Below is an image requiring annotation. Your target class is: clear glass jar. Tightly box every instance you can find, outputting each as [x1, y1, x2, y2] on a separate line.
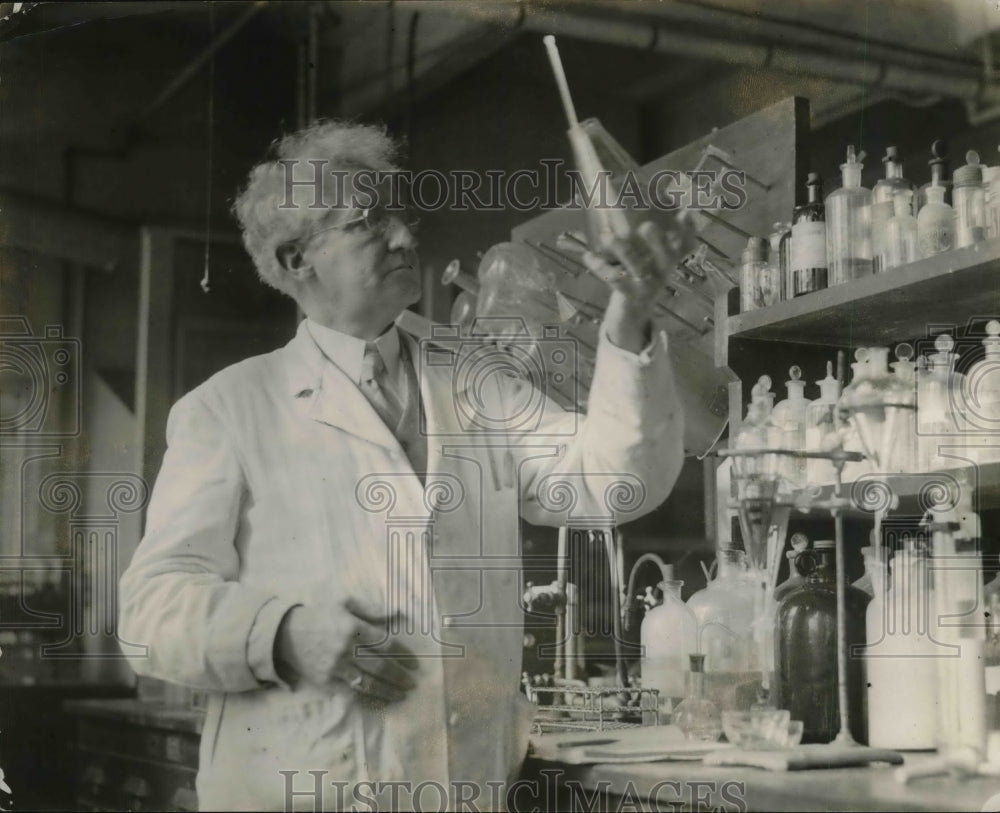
[739, 236, 779, 312]
[954, 151, 987, 249]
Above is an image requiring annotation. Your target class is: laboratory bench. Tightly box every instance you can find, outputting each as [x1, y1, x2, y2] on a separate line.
[519, 753, 1000, 812]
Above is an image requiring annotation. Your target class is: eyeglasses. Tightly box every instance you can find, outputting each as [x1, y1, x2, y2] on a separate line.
[308, 206, 421, 242]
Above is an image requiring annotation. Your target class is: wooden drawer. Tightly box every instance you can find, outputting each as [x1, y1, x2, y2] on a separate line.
[77, 717, 200, 767]
[75, 749, 198, 812]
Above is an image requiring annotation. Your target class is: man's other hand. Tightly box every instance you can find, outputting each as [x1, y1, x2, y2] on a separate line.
[274, 603, 418, 702]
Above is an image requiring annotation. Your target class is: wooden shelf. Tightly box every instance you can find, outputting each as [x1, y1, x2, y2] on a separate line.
[727, 238, 1000, 347]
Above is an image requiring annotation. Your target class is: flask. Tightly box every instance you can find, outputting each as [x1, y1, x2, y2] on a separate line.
[872, 147, 913, 273]
[789, 173, 828, 296]
[640, 577, 698, 715]
[739, 236, 779, 312]
[774, 540, 869, 743]
[805, 362, 842, 484]
[772, 366, 809, 489]
[826, 145, 873, 285]
[963, 321, 1000, 462]
[954, 150, 987, 249]
[687, 548, 758, 710]
[884, 189, 918, 271]
[917, 142, 956, 258]
[673, 653, 722, 742]
[865, 543, 938, 749]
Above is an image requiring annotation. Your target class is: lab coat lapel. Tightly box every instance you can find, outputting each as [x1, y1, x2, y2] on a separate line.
[282, 320, 404, 453]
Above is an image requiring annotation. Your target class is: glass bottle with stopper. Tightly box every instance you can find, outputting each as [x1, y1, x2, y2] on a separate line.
[640, 569, 698, 718]
[917, 140, 955, 258]
[790, 172, 827, 296]
[872, 146, 913, 273]
[735, 376, 776, 477]
[917, 334, 966, 470]
[772, 365, 809, 489]
[884, 189, 917, 271]
[805, 362, 841, 485]
[953, 150, 987, 249]
[826, 145, 873, 285]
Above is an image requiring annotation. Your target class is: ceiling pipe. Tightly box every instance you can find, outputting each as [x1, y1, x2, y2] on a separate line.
[408, 1, 985, 101]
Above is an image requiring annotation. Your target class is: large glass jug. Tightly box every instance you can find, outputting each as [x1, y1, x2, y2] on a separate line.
[687, 549, 758, 710]
[774, 540, 870, 743]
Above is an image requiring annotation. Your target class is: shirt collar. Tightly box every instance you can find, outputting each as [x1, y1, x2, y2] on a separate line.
[305, 318, 400, 385]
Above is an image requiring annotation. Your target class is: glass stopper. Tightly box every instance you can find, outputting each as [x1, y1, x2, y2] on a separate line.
[934, 333, 955, 353]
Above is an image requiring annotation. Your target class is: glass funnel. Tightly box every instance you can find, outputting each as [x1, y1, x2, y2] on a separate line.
[839, 346, 915, 473]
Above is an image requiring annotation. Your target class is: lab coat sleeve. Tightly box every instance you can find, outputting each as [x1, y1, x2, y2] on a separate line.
[516, 325, 685, 526]
[118, 389, 298, 692]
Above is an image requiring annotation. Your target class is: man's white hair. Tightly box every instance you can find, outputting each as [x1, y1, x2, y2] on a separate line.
[232, 120, 401, 294]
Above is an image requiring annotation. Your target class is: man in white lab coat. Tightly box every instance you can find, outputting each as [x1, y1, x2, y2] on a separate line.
[118, 121, 685, 811]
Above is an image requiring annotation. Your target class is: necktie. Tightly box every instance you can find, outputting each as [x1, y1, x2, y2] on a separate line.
[360, 343, 404, 432]
[360, 342, 427, 481]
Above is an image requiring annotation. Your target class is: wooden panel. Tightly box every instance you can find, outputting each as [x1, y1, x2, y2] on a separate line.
[728, 237, 1000, 348]
[0, 190, 135, 272]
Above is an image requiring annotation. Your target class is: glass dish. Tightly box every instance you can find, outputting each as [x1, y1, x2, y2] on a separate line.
[721, 709, 792, 749]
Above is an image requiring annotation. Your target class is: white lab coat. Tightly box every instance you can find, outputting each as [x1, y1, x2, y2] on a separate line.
[118, 318, 683, 811]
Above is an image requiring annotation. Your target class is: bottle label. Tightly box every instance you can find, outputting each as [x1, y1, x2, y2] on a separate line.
[790, 222, 827, 272]
[918, 227, 954, 257]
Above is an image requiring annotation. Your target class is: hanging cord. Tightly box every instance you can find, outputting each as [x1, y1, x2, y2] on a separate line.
[200, 1, 217, 294]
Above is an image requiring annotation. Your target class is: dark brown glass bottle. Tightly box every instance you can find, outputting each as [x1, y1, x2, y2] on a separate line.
[773, 540, 870, 743]
[790, 173, 827, 296]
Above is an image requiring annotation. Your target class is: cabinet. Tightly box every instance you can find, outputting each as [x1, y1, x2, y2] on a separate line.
[64, 699, 204, 812]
